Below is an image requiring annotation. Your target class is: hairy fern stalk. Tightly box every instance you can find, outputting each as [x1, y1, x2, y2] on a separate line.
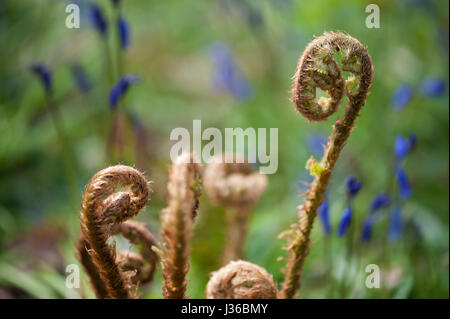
[280, 32, 374, 299]
[161, 153, 202, 299]
[77, 165, 157, 299]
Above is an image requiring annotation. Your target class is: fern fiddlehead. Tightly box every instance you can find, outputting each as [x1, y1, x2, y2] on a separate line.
[77, 165, 153, 299]
[206, 260, 277, 299]
[280, 32, 374, 299]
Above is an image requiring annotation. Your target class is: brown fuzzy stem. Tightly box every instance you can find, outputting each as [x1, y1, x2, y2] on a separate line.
[77, 215, 157, 298]
[161, 153, 202, 299]
[222, 208, 250, 265]
[279, 32, 373, 299]
[76, 234, 110, 298]
[78, 165, 150, 299]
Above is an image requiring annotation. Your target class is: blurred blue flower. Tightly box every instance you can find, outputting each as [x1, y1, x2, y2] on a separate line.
[110, 0, 120, 7]
[392, 84, 413, 111]
[421, 77, 446, 97]
[395, 166, 412, 200]
[370, 193, 390, 213]
[211, 42, 252, 102]
[109, 75, 140, 109]
[29, 63, 52, 95]
[337, 207, 352, 237]
[306, 134, 327, 157]
[70, 64, 92, 93]
[389, 205, 403, 241]
[117, 17, 130, 50]
[318, 199, 331, 235]
[394, 134, 417, 160]
[89, 4, 107, 37]
[394, 136, 410, 160]
[345, 176, 362, 198]
[361, 216, 373, 242]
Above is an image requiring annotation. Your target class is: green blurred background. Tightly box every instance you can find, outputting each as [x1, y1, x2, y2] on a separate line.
[0, 0, 448, 298]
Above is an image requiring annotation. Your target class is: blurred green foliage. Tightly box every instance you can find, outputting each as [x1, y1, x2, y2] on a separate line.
[0, 0, 448, 298]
